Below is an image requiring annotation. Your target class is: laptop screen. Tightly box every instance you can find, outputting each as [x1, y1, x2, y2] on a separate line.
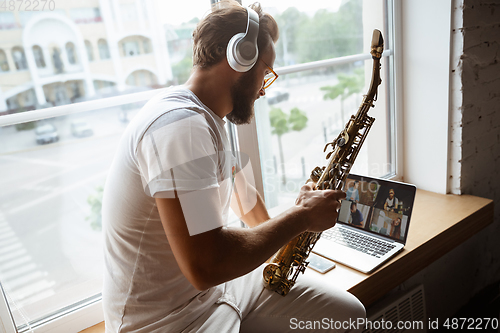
[336, 174, 417, 244]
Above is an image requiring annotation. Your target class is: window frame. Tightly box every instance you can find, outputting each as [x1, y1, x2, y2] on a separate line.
[0, 1, 404, 331]
[235, 1, 400, 202]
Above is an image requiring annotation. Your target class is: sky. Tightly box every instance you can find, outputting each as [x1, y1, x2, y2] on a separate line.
[157, 0, 342, 26]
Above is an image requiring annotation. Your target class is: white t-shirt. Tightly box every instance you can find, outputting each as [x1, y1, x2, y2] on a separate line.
[385, 197, 399, 210]
[102, 86, 236, 332]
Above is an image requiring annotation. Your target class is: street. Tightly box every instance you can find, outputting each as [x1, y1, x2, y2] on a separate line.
[0, 105, 135, 322]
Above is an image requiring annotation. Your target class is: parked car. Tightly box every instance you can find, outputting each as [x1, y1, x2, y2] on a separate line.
[71, 121, 94, 137]
[35, 124, 59, 144]
[266, 88, 290, 105]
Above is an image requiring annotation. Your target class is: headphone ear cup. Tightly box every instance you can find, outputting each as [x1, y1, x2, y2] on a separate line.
[227, 32, 258, 72]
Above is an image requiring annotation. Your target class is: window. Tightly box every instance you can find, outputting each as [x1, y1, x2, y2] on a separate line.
[0, 49, 9, 72]
[12, 47, 28, 70]
[122, 40, 140, 57]
[51, 47, 64, 74]
[97, 39, 110, 60]
[0, 0, 174, 323]
[65, 42, 77, 65]
[32, 45, 46, 68]
[0, 0, 397, 332]
[238, 0, 394, 210]
[85, 40, 94, 62]
[142, 38, 152, 54]
[126, 69, 157, 87]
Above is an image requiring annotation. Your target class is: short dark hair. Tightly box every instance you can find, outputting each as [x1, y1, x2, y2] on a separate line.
[192, 0, 279, 69]
[350, 202, 357, 210]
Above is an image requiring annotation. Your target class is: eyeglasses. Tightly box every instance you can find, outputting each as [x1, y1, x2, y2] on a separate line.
[261, 59, 278, 89]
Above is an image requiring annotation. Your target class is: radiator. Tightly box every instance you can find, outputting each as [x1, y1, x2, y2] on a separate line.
[362, 285, 427, 333]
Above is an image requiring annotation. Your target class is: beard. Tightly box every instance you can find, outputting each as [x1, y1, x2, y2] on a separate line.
[226, 69, 260, 125]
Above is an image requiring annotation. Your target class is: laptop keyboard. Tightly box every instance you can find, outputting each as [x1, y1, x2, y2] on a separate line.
[321, 227, 396, 258]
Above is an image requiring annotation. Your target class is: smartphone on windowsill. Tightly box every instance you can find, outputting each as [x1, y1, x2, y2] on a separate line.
[307, 253, 336, 273]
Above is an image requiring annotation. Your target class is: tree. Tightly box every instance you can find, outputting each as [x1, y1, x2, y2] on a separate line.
[274, 7, 308, 66]
[296, 0, 362, 63]
[269, 107, 308, 184]
[320, 67, 364, 123]
[172, 54, 192, 85]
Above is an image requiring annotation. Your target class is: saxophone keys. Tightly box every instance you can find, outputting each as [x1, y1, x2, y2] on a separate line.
[310, 166, 323, 182]
[323, 141, 335, 153]
[337, 131, 350, 147]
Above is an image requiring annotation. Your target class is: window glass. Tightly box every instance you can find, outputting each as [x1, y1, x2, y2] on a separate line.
[12, 47, 28, 70]
[97, 39, 110, 60]
[244, 0, 365, 67]
[0, 0, 393, 330]
[241, 0, 393, 210]
[0, 49, 10, 72]
[0, 0, 209, 329]
[122, 39, 140, 57]
[65, 42, 77, 65]
[32, 45, 46, 68]
[0, 100, 146, 330]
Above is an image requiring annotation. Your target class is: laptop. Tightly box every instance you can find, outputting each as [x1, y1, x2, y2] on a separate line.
[312, 173, 417, 274]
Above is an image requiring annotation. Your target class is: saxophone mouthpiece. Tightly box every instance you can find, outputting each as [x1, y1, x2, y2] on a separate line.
[370, 29, 384, 59]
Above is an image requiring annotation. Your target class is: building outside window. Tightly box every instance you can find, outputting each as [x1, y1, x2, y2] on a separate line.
[32, 45, 46, 68]
[70, 8, 103, 24]
[66, 42, 77, 65]
[85, 40, 94, 62]
[0, 12, 17, 30]
[51, 47, 64, 73]
[142, 37, 152, 54]
[12, 47, 28, 70]
[97, 39, 110, 60]
[0, 49, 9, 72]
[120, 4, 139, 22]
[122, 40, 140, 57]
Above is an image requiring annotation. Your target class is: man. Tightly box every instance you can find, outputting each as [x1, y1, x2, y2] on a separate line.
[384, 188, 399, 212]
[102, 1, 365, 332]
[350, 202, 364, 228]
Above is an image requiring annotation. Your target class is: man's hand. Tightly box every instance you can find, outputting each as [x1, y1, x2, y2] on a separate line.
[294, 182, 346, 232]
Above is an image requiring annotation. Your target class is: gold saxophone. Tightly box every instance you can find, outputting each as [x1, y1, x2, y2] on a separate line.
[262, 29, 384, 296]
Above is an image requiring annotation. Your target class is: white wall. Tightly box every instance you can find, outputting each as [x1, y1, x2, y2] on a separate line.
[401, 0, 452, 194]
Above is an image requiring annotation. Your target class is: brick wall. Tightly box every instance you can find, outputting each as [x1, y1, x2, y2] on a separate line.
[461, 0, 500, 292]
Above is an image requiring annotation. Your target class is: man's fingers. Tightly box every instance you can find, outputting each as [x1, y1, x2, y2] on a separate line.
[301, 182, 314, 191]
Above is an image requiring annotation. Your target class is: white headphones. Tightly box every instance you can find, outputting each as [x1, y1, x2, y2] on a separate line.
[226, 7, 259, 72]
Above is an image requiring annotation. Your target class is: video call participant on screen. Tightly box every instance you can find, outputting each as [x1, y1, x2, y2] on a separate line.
[350, 202, 364, 228]
[384, 188, 399, 212]
[389, 217, 402, 239]
[346, 181, 360, 202]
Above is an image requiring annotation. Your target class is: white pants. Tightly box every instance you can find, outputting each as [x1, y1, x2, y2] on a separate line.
[183, 264, 366, 332]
